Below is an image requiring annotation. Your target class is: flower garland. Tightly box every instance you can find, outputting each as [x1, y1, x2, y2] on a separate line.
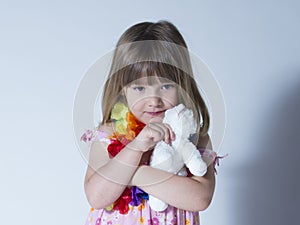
[105, 102, 148, 214]
[107, 102, 146, 158]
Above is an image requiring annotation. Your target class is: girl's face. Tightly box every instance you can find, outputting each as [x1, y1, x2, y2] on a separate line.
[124, 77, 179, 124]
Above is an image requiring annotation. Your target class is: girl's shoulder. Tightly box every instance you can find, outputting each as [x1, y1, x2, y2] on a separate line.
[97, 122, 115, 135]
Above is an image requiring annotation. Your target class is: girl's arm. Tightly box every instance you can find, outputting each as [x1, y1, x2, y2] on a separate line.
[84, 140, 144, 209]
[84, 122, 174, 209]
[130, 134, 215, 212]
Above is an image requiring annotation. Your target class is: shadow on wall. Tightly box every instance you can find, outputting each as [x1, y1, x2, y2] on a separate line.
[235, 76, 300, 225]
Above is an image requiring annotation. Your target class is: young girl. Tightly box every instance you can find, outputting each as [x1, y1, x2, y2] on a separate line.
[81, 20, 218, 225]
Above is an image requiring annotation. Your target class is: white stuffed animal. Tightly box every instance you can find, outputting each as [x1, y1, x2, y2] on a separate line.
[148, 103, 208, 211]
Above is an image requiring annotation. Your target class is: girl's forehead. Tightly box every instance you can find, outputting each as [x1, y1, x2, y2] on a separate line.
[129, 76, 174, 85]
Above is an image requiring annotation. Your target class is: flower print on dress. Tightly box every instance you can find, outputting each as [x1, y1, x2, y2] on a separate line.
[152, 217, 159, 225]
[95, 217, 101, 225]
[138, 216, 145, 224]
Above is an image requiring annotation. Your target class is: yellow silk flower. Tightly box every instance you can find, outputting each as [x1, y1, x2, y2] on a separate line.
[110, 102, 129, 134]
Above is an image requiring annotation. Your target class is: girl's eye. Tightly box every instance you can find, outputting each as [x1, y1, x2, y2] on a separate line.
[161, 84, 175, 90]
[133, 86, 145, 92]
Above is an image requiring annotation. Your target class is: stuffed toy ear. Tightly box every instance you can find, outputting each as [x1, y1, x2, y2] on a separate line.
[175, 103, 185, 113]
[164, 103, 184, 118]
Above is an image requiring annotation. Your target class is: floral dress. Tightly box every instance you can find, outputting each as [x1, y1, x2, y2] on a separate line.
[85, 201, 200, 225]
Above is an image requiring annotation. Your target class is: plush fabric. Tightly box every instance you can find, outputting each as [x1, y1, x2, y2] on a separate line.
[149, 104, 207, 211]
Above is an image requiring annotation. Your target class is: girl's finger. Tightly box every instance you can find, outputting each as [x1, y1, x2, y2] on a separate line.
[150, 123, 171, 144]
[163, 123, 175, 141]
[146, 123, 166, 142]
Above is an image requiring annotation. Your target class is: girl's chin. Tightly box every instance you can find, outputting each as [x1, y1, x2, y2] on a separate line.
[142, 116, 164, 124]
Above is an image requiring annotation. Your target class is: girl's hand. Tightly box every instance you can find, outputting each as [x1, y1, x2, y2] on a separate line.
[128, 123, 175, 152]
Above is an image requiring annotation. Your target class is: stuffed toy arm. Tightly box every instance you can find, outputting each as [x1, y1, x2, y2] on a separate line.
[148, 103, 207, 211]
[182, 141, 207, 176]
[148, 141, 179, 212]
[148, 195, 168, 212]
[148, 141, 190, 212]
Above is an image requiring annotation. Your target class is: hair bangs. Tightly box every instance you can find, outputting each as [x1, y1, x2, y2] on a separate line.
[118, 61, 183, 87]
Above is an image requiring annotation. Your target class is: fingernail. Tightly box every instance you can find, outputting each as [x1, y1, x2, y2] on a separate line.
[172, 133, 176, 140]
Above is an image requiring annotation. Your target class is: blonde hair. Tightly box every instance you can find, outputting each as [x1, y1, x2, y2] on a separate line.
[100, 20, 210, 137]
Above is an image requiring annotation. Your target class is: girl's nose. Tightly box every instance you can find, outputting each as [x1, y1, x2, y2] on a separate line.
[147, 96, 163, 107]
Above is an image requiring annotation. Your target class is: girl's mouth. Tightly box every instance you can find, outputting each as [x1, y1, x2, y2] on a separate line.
[146, 111, 164, 116]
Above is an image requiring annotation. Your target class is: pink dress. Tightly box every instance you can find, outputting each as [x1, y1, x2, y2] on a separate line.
[84, 202, 200, 225]
[81, 129, 209, 225]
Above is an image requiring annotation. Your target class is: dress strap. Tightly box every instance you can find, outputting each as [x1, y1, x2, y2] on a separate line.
[80, 129, 111, 145]
[198, 148, 228, 174]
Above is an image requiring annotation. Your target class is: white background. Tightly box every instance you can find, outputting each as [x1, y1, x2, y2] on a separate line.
[1, 0, 299, 224]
